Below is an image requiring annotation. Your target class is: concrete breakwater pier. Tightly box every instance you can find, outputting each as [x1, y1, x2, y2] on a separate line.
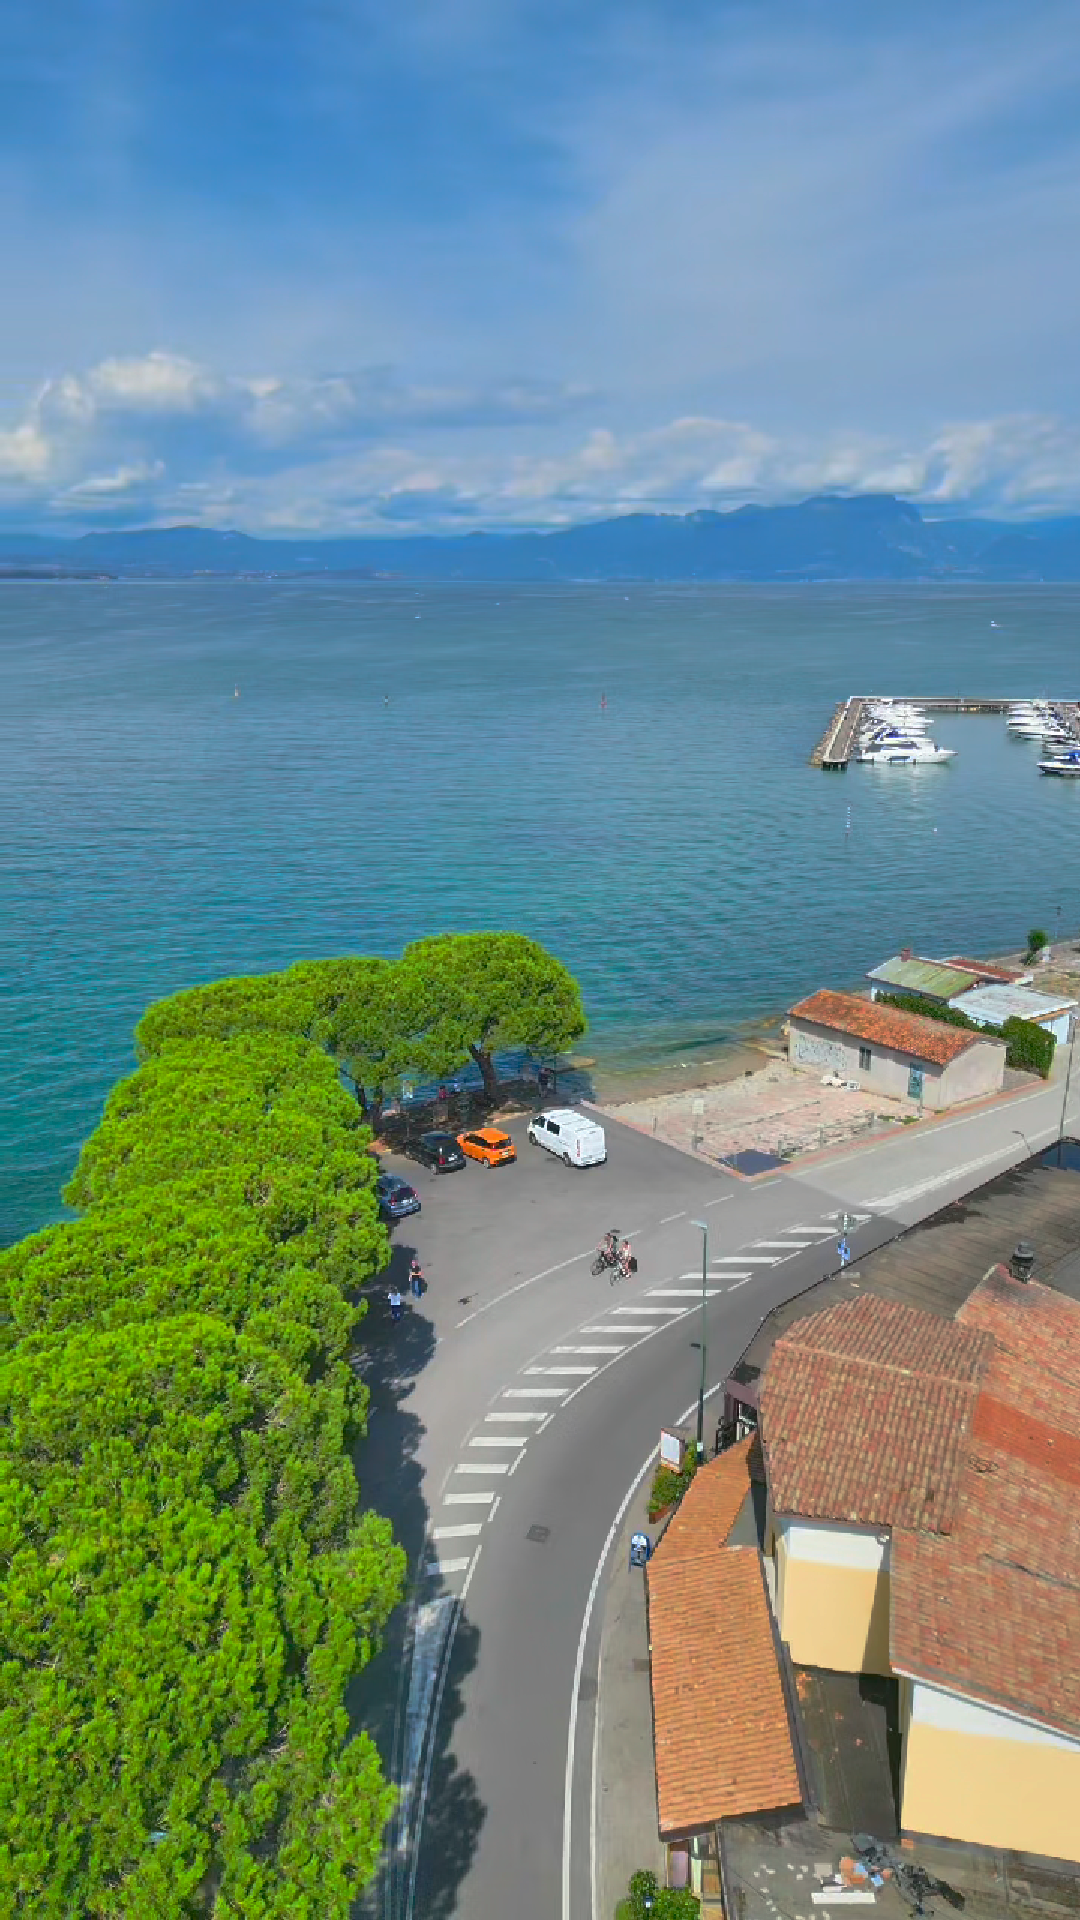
[812, 695, 1080, 769]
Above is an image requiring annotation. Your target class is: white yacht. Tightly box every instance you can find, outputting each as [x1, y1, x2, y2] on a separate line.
[859, 737, 956, 765]
[1038, 748, 1080, 777]
[865, 705, 932, 734]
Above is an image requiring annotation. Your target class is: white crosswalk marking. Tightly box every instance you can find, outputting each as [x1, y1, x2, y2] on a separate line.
[444, 1491, 496, 1505]
[525, 1365, 597, 1376]
[551, 1344, 625, 1354]
[469, 1435, 527, 1447]
[678, 1269, 749, 1280]
[427, 1556, 471, 1575]
[614, 1304, 685, 1316]
[432, 1523, 483, 1540]
[750, 1239, 812, 1251]
[485, 1411, 546, 1422]
[502, 1386, 567, 1398]
[711, 1255, 778, 1265]
[646, 1287, 721, 1298]
[455, 1461, 509, 1474]
[579, 1324, 645, 1335]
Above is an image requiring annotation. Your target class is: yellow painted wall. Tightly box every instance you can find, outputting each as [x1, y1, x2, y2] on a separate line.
[775, 1541, 891, 1674]
[902, 1722, 1080, 1864]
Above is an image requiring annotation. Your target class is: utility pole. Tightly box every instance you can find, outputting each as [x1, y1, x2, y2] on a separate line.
[691, 1220, 708, 1461]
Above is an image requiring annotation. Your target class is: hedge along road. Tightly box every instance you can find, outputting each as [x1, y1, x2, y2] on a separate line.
[357, 1069, 1076, 1920]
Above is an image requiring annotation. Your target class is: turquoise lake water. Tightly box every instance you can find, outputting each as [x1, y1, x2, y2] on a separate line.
[4, 579, 1080, 1245]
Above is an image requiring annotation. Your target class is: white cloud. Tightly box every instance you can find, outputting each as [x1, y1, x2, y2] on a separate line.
[4, 347, 1080, 531]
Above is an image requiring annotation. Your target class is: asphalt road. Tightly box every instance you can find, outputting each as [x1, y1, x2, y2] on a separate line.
[351, 1063, 1077, 1920]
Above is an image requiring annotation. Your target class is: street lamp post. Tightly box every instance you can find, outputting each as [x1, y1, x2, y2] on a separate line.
[691, 1220, 708, 1462]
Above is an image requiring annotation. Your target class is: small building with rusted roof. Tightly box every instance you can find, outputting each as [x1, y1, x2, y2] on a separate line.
[760, 1274, 1080, 1865]
[647, 1437, 804, 1843]
[788, 988, 1006, 1109]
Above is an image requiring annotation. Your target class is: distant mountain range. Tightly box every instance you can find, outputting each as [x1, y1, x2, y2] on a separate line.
[4, 494, 1080, 581]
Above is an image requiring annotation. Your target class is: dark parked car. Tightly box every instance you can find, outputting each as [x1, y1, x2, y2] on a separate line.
[408, 1130, 467, 1174]
[375, 1172, 422, 1220]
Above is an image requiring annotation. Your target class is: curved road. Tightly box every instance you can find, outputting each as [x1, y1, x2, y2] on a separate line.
[353, 1065, 1076, 1920]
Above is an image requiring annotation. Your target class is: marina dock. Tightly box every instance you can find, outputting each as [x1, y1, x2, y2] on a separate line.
[811, 697, 866, 768]
[812, 696, 1080, 768]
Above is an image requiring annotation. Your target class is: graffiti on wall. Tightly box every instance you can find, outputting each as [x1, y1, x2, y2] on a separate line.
[790, 1029, 847, 1071]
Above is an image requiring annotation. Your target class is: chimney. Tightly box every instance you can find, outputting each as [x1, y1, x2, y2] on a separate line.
[900, 947, 914, 961]
[1009, 1242, 1036, 1283]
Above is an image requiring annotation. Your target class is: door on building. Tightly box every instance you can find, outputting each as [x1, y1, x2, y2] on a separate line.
[908, 1064, 924, 1101]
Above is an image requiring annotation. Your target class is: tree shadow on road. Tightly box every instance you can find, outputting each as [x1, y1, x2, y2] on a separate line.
[402, 1613, 485, 1920]
[348, 1238, 486, 1918]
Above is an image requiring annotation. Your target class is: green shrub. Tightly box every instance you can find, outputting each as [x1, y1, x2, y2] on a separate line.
[1002, 1015, 1056, 1078]
[875, 991, 978, 1031]
[624, 1869, 700, 1917]
[648, 1450, 698, 1521]
[1025, 927, 1049, 962]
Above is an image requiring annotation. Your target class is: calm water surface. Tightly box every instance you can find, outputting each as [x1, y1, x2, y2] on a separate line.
[4, 580, 1080, 1243]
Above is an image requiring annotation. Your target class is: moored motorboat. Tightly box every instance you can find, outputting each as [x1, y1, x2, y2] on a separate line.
[1038, 749, 1080, 777]
[858, 737, 956, 765]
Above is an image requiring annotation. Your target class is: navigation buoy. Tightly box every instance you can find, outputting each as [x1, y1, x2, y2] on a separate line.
[234, 686, 240, 698]
[600, 692, 607, 710]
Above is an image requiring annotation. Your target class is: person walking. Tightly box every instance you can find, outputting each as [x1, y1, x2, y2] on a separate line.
[409, 1258, 424, 1298]
[388, 1285, 404, 1322]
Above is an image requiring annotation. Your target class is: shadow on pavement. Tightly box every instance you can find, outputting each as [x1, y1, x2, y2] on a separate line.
[347, 1237, 485, 1919]
[402, 1615, 485, 1920]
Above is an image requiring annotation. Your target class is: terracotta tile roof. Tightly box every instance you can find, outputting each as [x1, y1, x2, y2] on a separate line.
[789, 989, 993, 1067]
[761, 1295, 992, 1530]
[652, 1434, 763, 1566]
[890, 1275, 1080, 1738]
[648, 1545, 802, 1834]
[946, 956, 1029, 983]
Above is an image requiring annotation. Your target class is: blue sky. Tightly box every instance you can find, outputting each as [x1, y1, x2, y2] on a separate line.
[2, 0, 1080, 532]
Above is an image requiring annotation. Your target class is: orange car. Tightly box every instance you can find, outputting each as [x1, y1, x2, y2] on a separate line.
[457, 1126, 517, 1168]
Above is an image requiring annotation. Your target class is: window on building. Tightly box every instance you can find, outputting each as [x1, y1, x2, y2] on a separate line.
[859, 1046, 872, 1070]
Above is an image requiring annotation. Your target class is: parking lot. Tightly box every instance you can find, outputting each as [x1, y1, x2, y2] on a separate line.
[364, 1104, 730, 1341]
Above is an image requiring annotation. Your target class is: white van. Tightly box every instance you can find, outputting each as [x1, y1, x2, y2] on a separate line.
[527, 1108, 607, 1168]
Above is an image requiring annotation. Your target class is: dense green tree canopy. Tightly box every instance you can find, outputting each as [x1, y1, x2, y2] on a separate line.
[2, 934, 587, 1910]
[134, 969, 319, 1059]
[0, 1315, 403, 1915]
[396, 931, 587, 1095]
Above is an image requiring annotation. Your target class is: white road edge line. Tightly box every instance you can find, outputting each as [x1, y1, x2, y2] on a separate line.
[405, 1547, 481, 1920]
[454, 1243, 597, 1329]
[565, 1380, 725, 1920]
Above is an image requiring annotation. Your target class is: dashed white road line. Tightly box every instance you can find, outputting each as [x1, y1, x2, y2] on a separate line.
[727, 1277, 751, 1291]
[443, 1491, 497, 1505]
[469, 1435, 528, 1447]
[455, 1460, 510, 1474]
[432, 1523, 484, 1541]
[659, 1210, 686, 1224]
[485, 1411, 546, 1422]
[426, 1555, 470, 1576]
